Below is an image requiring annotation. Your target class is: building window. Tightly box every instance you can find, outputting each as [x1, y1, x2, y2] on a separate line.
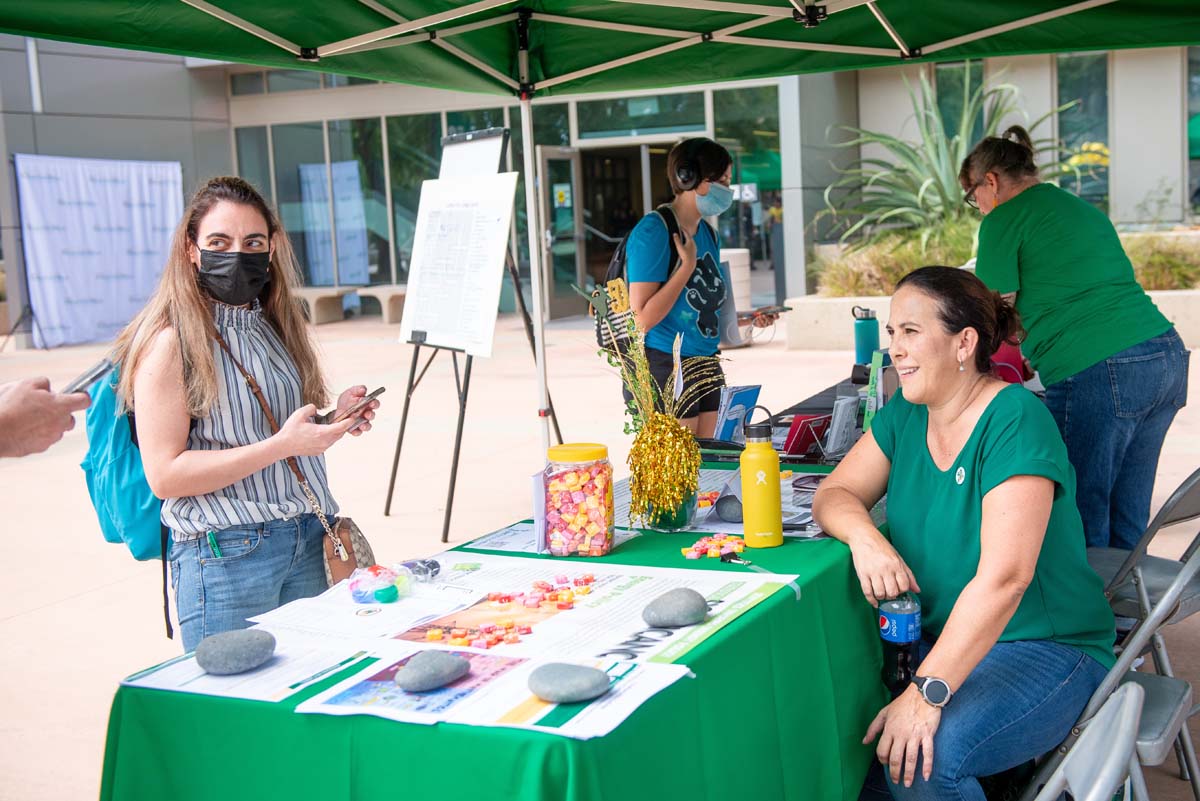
[507, 104, 570, 271]
[935, 60, 984, 144]
[267, 69, 322, 93]
[1188, 47, 1200, 214]
[234, 127, 272, 203]
[386, 113, 443, 283]
[1057, 52, 1109, 210]
[577, 92, 705, 140]
[446, 108, 505, 136]
[324, 74, 377, 88]
[271, 122, 332, 287]
[328, 118, 391, 287]
[714, 85, 781, 266]
[230, 72, 265, 96]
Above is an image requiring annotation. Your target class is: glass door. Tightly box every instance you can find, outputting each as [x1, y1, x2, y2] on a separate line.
[537, 145, 585, 319]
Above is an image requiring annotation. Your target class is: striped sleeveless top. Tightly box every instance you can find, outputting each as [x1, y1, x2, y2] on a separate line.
[162, 301, 339, 539]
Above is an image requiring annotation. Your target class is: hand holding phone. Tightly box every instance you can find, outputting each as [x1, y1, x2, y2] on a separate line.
[331, 387, 385, 424]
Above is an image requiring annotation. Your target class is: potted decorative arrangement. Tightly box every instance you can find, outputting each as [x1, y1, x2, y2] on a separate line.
[596, 312, 719, 532]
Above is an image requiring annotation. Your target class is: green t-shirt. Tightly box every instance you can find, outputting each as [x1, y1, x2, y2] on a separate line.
[871, 384, 1115, 668]
[976, 183, 1170, 387]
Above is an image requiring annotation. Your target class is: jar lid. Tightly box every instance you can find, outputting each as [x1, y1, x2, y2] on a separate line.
[547, 443, 608, 462]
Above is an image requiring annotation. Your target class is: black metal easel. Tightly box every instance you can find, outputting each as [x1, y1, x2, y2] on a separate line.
[381, 127, 562, 543]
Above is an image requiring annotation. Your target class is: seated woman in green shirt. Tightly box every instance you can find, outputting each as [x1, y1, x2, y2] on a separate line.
[961, 126, 1189, 550]
[814, 266, 1115, 801]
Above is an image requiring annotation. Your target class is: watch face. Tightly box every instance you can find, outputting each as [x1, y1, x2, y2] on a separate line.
[923, 678, 950, 705]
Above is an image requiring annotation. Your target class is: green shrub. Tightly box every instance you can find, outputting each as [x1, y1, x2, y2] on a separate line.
[1122, 234, 1200, 291]
[814, 218, 979, 297]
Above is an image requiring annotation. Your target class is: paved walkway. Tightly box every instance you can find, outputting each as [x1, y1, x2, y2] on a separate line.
[0, 310, 1195, 801]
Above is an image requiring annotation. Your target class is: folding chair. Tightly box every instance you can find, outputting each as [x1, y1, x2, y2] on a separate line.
[1021, 544, 1200, 801]
[1032, 683, 1147, 801]
[1088, 467, 1200, 783]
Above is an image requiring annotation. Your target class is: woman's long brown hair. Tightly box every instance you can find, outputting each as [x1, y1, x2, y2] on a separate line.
[113, 176, 328, 417]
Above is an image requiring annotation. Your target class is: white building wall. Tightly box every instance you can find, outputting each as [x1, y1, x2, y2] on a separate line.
[1110, 47, 1186, 224]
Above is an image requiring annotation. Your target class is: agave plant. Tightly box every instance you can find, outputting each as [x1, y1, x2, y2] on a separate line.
[820, 67, 1080, 249]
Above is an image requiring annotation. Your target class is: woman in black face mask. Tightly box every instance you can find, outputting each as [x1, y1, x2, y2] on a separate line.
[112, 176, 381, 652]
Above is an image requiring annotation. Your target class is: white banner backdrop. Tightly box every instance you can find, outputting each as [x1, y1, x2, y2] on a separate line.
[14, 154, 182, 348]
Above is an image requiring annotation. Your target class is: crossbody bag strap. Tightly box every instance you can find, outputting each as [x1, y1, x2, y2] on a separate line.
[211, 329, 347, 561]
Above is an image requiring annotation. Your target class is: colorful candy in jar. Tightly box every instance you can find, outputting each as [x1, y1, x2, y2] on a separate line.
[544, 444, 615, 557]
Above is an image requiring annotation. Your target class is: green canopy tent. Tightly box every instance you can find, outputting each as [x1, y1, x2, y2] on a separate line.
[3, 0, 1198, 447]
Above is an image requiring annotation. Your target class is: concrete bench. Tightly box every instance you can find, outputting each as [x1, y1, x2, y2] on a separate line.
[294, 287, 354, 325]
[355, 284, 408, 324]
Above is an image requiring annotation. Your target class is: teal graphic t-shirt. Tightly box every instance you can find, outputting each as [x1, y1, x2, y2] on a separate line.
[625, 211, 726, 357]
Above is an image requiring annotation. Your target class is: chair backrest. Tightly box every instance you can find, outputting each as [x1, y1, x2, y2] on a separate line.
[1033, 683, 1145, 801]
[1107, 466, 1200, 593]
[1085, 543, 1200, 720]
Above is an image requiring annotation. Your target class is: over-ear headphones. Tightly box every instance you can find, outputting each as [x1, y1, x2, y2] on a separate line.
[673, 139, 702, 192]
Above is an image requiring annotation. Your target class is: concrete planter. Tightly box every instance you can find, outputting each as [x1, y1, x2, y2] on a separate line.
[784, 290, 1200, 350]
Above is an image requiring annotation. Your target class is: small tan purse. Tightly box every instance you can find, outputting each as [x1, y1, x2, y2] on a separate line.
[214, 332, 375, 586]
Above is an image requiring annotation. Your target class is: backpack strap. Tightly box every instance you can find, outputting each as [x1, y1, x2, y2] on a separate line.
[655, 204, 683, 275]
[160, 524, 174, 639]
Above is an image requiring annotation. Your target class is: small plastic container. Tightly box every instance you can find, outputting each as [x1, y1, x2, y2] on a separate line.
[543, 443, 614, 557]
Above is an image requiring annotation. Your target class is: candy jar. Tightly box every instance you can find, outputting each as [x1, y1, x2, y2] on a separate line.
[543, 443, 614, 557]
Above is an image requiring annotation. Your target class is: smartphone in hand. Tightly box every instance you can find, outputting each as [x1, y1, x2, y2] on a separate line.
[62, 358, 114, 395]
[317, 387, 385, 425]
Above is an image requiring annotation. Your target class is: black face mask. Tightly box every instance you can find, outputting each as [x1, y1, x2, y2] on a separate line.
[197, 249, 271, 306]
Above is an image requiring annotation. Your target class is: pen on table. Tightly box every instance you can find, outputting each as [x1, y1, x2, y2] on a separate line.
[288, 651, 368, 690]
[206, 530, 223, 558]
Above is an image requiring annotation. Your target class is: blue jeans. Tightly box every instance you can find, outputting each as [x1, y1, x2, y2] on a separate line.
[881, 639, 1107, 801]
[1043, 329, 1190, 549]
[171, 514, 328, 652]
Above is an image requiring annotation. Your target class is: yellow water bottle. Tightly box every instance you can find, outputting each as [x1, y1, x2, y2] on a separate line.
[740, 410, 783, 548]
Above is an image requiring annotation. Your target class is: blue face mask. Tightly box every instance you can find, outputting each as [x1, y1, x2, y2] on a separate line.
[695, 181, 734, 217]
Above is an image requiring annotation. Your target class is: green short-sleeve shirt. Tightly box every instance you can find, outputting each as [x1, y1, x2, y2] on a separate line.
[976, 183, 1169, 387]
[871, 384, 1115, 668]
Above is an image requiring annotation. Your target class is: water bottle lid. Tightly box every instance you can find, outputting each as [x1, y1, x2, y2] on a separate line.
[852, 305, 876, 320]
[742, 404, 774, 440]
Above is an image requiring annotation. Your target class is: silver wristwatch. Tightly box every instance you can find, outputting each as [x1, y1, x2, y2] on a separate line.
[914, 675, 953, 708]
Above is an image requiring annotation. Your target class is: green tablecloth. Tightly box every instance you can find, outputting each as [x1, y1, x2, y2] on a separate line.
[100, 473, 886, 801]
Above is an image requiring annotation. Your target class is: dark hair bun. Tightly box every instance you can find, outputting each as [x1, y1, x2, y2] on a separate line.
[991, 291, 1024, 353]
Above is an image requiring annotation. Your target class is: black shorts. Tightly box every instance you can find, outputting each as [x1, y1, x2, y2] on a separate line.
[622, 346, 725, 419]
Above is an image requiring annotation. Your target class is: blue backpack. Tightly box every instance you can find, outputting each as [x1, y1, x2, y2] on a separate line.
[81, 364, 174, 637]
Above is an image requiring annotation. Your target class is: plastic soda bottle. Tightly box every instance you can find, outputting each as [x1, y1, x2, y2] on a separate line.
[740, 413, 783, 548]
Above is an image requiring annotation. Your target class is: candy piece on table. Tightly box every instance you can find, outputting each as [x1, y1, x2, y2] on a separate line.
[524, 598, 541, 608]
[480, 623, 497, 634]
[394, 650, 470, 692]
[583, 574, 595, 584]
[195, 629, 276, 675]
[471, 638, 490, 649]
[517, 624, 533, 635]
[707, 548, 720, 558]
[425, 628, 444, 641]
[642, 588, 709, 628]
[528, 663, 611, 704]
[685, 551, 703, 560]
[780, 470, 793, 479]
[499, 619, 515, 629]
[503, 633, 521, 644]
[557, 601, 574, 610]
[450, 628, 468, 638]
[448, 637, 471, 646]
[681, 548, 691, 557]
[555, 575, 569, 585]
[576, 585, 592, 595]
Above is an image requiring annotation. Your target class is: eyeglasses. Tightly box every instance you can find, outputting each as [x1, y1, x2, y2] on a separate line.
[963, 180, 983, 210]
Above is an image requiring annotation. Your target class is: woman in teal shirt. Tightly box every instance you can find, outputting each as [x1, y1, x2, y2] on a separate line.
[814, 266, 1115, 801]
[961, 126, 1189, 550]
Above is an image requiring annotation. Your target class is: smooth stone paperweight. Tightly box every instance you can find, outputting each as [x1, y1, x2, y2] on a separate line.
[642, 587, 709, 628]
[394, 650, 471, 692]
[528, 663, 612, 703]
[195, 629, 276, 675]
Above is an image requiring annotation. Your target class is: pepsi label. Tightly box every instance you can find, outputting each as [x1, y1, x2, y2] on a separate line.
[878, 596, 921, 644]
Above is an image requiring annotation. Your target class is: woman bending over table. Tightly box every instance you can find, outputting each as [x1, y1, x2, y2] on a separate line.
[962, 125, 1188, 550]
[813, 266, 1115, 801]
[113, 176, 379, 652]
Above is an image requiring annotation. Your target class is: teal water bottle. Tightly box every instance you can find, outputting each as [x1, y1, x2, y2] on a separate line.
[853, 306, 879, 365]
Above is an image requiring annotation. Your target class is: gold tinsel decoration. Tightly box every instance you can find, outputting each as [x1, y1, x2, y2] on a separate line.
[596, 312, 724, 527]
